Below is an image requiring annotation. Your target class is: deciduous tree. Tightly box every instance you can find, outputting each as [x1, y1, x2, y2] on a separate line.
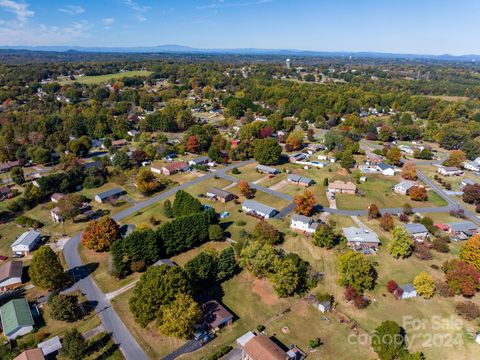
[294, 190, 316, 216]
[337, 252, 376, 293]
[313, 224, 338, 249]
[136, 168, 161, 195]
[82, 216, 120, 252]
[29, 246, 65, 290]
[413, 272, 436, 298]
[368, 204, 380, 220]
[157, 293, 202, 339]
[60, 329, 88, 360]
[460, 234, 480, 270]
[388, 227, 414, 258]
[253, 138, 282, 165]
[401, 161, 417, 180]
[409, 186, 428, 201]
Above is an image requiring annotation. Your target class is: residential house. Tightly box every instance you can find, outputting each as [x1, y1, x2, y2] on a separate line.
[343, 227, 380, 251]
[306, 143, 323, 154]
[83, 160, 103, 171]
[256, 165, 280, 175]
[377, 162, 395, 176]
[474, 157, 480, 165]
[237, 331, 294, 360]
[50, 193, 65, 203]
[287, 174, 314, 187]
[127, 130, 140, 137]
[0, 261, 23, 292]
[290, 214, 319, 234]
[94, 188, 126, 203]
[0, 186, 13, 201]
[202, 300, 234, 332]
[153, 259, 177, 267]
[289, 153, 308, 163]
[50, 207, 64, 223]
[188, 156, 209, 167]
[206, 188, 235, 203]
[152, 162, 189, 176]
[11, 231, 41, 256]
[255, 116, 268, 122]
[366, 152, 383, 165]
[13, 349, 45, 360]
[0, 160, 22, 174]
[445, 221, 479, 241]
[0, 298, 35, 340]
[110, 139, 128, 148]
[463, 161, 480, 172]
[403, 223, 429, 242]
[395, 284, 417, 300]
[399, 145, 414, 155]
[461, 178, 476, 188]
[242, 200, 277, 219]
[38, 336, 62, 357]
[437, 166, 464, 177]
[394, 180, 416, 195]
[328, 180, 357, 194]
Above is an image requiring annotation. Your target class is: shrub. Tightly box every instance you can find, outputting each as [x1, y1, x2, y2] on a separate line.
[206, 346, 233, 360]
[387, 280, 399, 293]
[455, 301, 480, 320]
[413, 243, 433, 260]
[236, 220, 246, 226]
[231, 167, 240, 175]
[436, 281, 454, 297]
[353, 295, 369, 309]
[399, 214, 409, 223]
[256, 324, 265, 332]
[433, 238, 449, 253]
[308, 338, 322, 348]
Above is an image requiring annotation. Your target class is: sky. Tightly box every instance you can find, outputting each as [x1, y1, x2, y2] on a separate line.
[0, 0, 479, 55]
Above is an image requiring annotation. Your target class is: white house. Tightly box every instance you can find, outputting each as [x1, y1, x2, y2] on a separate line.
[290, 215, 318, 234]
[403, 223, 429, 242]
[343, 227, 380, 251]
[242, 200, 277, 219]
[377, 162, 395, 176]
[476, 333, 480, 344]
[11, 231, 41, 256]
[437, 166, 464, 176]
[396, 284, 417, 300]
[464, 161, 480, 172]
[394, 180, 416, 195]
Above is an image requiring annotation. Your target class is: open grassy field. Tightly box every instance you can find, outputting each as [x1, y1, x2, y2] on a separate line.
[78, 243, 142, 293]
[59, 70, 152, 85]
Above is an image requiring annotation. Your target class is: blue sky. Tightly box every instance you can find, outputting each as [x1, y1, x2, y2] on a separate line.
[0, 0, 479, 54]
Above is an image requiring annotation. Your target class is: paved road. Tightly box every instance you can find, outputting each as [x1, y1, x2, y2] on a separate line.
[63, 160, 255, 360]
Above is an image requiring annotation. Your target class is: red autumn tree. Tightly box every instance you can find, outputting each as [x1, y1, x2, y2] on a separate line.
[368, 204, 380, 220]
[379, 213, 394, 231]
[259, 127, 273, 138]
[186, 136, 199, 153]
[344, 286, 357, 301]
[294, 190, 316, 216]
[82, 216, 120, 252]
[443, 259, 480, 297]
[387, 280, 399, 293]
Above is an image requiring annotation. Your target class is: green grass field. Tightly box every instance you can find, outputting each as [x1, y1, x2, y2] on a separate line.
[60, 70, 152, 85]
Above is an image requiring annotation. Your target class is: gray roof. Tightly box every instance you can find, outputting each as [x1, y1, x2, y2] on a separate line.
[206, 188, 233, 199]
[256, 165, 279, 174]
[292, 214, 313, 224]
[242, 200, 277, 216]
[462, 178, 476, 185]
[154, 259, 177, 267]
[190, 156, 209, 164]
[343, 227, 380, 244]
[83, 160, 102, 170]
[288, 174, 313, 184]
[395, 180, 416, 191]
[95, 187, 125, 200]
[440, 166, 461, 172]
[38, 336, 62, 356]
[448, 221, 478, 233]
[399, 284, 416, 293]
[403, 223, 428, 234]
[11, 231, 40, 249]
[377, 162, 394, 171]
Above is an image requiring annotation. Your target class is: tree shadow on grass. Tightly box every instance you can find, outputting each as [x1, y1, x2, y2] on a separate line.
[66, 262, 99, 283]
[87, 332, 120, 359]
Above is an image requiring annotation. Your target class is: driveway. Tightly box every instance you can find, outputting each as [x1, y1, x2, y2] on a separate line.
[161, 340, 202, 360]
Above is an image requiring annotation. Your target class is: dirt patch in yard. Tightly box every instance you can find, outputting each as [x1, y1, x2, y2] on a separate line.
[269, 180, 287, 191]
[251, 277, 278, 305]
[336, 168, 349, 176]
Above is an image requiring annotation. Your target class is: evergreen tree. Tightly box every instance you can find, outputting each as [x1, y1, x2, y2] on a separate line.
[29, 246, 65, 290]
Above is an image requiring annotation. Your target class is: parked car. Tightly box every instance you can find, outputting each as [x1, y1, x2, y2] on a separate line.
[12, 253, 24, 258]
[0, 255, 8, 261]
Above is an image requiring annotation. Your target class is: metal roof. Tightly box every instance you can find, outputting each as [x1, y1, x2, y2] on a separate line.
[242, 200, 277, 216]
[0, 298, 34, 336]
[95, 187, 125, 200]
[11, 231, 40, 249]
[343, 227, 380, 244]
[403, 223, 428, 234]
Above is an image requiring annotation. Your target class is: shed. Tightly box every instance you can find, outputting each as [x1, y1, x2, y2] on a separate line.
[38, 336, 62, 356]
[0, 260, 23, 291]
[94, 188, 126, 203]
[203, 300, 234, 331]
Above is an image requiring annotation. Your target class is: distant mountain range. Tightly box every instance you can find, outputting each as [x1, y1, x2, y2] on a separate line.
[0, 44, 479, 61]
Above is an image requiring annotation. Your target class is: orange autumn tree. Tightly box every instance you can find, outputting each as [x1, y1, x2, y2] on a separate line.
[460, 234, 480, 271]
[294, 190, 316, 216]
[238, 180, 254, 198]
[82, 216, 120, 252]
[186, 135, 199, 153]
[445, 149, 466, 167]
[401, 161, 417, 180]
[409, 186, 428, 201]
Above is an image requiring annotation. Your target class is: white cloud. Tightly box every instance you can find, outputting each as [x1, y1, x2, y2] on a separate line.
[58, 5, 85, 15]
[196, 0, 275, 10]
[121, 0, 149, 21]
[102, 17, 115, 26]
[0, 0, 34, 23]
